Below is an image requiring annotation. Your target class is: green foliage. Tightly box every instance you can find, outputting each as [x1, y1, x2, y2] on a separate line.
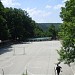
[58, 0, 75, 64]
[0, 1, 9, 41]
[22, 69, 27, 75]
[0, 1, 37, 41]
[47, 24, 57, 39]
[5, 7, 35, 40]
[34, 25, 45, 37]
[37, 23, 61, 31]
[37, 23, 60, 39]
[0, 1, 60, 42]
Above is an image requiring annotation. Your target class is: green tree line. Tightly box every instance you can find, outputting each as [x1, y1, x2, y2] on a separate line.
[0, 1, 35, 41]
[0, 1, 59, 42]
[58, 0, 75, 65]
[0, 1, 44, 41]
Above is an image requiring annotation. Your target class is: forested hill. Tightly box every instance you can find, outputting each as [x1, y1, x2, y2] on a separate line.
[37, 23, 61, 31]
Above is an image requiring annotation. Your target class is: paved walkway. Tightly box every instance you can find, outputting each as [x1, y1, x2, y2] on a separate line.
[0, 41, 74, 75]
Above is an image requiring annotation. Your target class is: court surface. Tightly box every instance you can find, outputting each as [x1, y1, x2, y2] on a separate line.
[0, 41, 73, 75]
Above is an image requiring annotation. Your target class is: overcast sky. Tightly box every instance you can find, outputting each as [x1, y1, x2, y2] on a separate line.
[1, 0, 67, 23]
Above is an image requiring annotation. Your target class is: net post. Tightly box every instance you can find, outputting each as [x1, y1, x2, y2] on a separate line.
[13, 47, 15, 55]
[23, 47, 25, 55]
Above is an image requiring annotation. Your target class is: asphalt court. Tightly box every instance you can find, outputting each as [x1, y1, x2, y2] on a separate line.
[0, 41, 73, 75]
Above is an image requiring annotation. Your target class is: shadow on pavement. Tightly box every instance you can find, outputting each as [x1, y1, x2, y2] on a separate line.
[0, 41, 31, 55]
[0, 44, 13, 55]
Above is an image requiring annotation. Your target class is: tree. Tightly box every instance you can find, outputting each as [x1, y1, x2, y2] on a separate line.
[58, 0, 75, 64]
[47, 24, 57, 40]
[34, 25, 44, 37]
[5, 7, 36, 41]
[0, 1, 9, 41]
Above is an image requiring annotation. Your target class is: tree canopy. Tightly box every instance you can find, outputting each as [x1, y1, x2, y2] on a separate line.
[4, 7, 36, 40]
[58, 0, 75, 64]
[0, 1, 9, 41]
[47, 24, 57, 40]
[0, 1, 59, 42]
[0, 1, 37, 41]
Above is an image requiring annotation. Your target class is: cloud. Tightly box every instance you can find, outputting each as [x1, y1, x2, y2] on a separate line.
[54, 4, 65, 9]
[53, 0, 70, 10]
[45, 5, 52, 9]
[62, 0, 69, 3]
[54, 0, 69, 10]
[24, 8, 52, 22]
[1, 0, 21, 7]
[25, 8, 51, 17]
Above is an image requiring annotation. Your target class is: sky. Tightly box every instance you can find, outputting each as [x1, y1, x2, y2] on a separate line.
[1, 0, 68, 23]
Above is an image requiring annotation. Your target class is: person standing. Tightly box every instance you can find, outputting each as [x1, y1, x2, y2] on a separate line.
[56, 64, 62, 75]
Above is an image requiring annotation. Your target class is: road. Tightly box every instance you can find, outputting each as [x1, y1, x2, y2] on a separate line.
[0, 41, 73, 75]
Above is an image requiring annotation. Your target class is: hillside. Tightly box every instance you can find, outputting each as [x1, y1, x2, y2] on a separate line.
[37, 23, 61, 31]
